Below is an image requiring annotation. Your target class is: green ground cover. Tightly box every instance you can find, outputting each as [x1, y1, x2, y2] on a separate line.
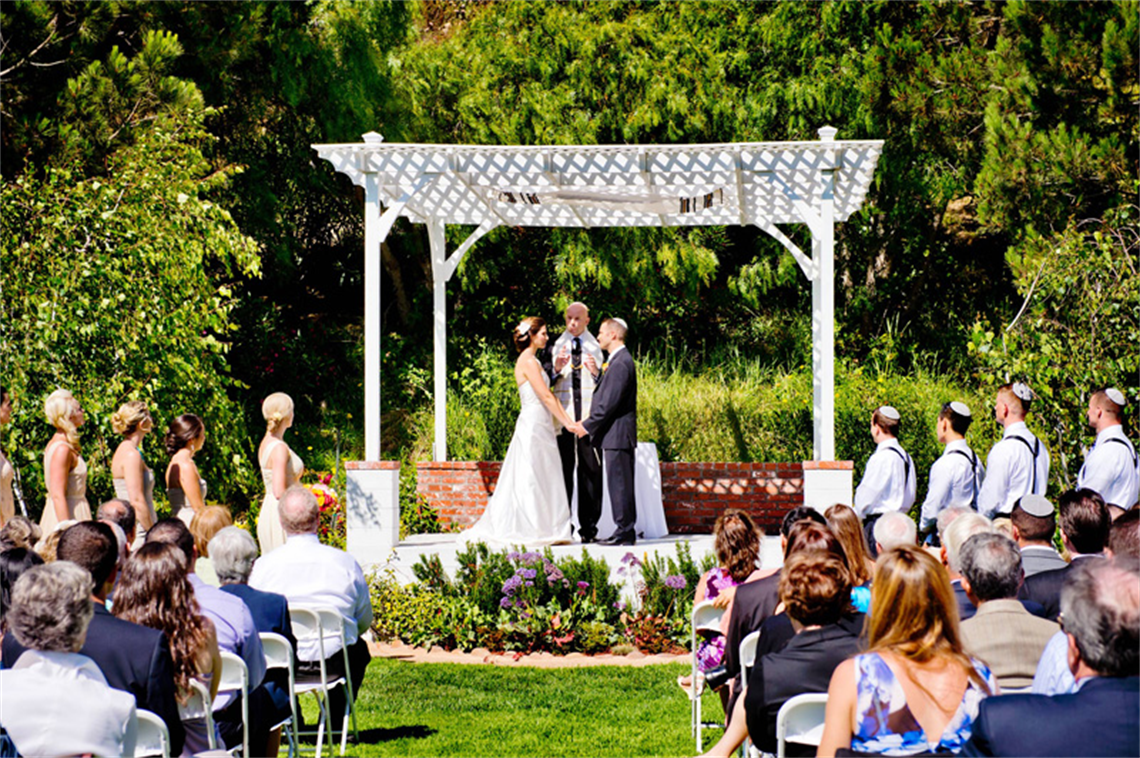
[295, 659, 719, 757]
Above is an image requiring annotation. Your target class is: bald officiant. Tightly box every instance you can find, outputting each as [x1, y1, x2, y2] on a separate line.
[550, 302, 605, 543]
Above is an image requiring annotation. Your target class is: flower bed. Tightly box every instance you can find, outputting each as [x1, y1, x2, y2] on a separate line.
[369, 541, 715, 655]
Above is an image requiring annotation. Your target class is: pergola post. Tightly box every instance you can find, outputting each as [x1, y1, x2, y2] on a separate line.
[428, 219, 448, 461]
[813, 126, 838, 461]
[361, 136, 384, 461]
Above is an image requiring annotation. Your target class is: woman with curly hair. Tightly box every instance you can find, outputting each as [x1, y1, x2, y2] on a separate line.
[41, 389, 90, 531]
[111, 400, 157, 542]
[114, 541, 222, 756]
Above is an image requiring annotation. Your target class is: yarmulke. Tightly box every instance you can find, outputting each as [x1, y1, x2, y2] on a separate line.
[1012, 382, 1035, 401]
[613, 317, 629, 330]
[1016, 494, 1054, 518]
[950, 401, 971, 417]
[877, 405, 901, 421]
[1106, 387, 1126, 406]
[516, 320, 530, 336]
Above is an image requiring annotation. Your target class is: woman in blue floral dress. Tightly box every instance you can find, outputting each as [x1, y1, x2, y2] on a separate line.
[819, 546, 996, 757]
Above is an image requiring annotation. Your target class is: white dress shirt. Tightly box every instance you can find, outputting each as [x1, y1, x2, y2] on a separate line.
[249, 533, 373, 662]
[854, 438, 917, 518]
[550, 329, 604, 423]
[978, 421, 1051, 518]
[0, 649, 138, 757]
[920, 439, 985, 531]
[1077, 425, 1139, 509]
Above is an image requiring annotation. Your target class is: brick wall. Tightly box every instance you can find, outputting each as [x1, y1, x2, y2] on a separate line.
[416, 460, 804, 534]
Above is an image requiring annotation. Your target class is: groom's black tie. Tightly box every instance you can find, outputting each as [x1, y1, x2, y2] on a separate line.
[571, 336, 582, 421]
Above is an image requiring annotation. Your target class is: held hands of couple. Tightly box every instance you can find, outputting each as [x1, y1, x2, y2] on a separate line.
[566, 420, 588, 438]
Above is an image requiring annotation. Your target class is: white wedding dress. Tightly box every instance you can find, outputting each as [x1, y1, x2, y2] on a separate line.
[460, 374, 572, 547]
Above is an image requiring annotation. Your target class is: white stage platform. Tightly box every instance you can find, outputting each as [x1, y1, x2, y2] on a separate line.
[370, 533, 786, 592]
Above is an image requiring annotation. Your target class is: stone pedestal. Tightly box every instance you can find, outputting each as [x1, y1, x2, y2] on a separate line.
[801, 460, 854, 513]
[345, 461, 401, 568]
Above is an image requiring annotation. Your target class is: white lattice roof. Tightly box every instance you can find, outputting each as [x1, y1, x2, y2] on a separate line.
[312, 136, 884, 229]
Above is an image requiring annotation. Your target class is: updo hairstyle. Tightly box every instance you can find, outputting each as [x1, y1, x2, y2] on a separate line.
[512, 317, 545, 353]
[111, 400, 154, 436]
[262, 392, 294, 434]
[44, 389, 81, 450]
[165, 414, 205, 456]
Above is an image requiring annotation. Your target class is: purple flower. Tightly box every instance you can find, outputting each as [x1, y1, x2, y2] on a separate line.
[525, 581, 534, 587]
[664, 574, 688, 590]
[521, 551, 542, 564]
[499, 597, 512, 608]
[545, 566, 565, 583]
[521, 568, 537, 580]
[613, 601, 627, 610]
[577, 581, 590, 590]
[507, 551, 521, 561]
[502, 575, 523, 594]
[621, 552, 642, 568]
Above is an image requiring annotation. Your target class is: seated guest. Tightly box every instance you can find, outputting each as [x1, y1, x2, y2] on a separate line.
[1023, 488, 1110, 620]
[745, 551, 864, 755]
[826, 504, 875, 613]
[959, 533, 1058, 690]
[873, 510, 918, 553]
[0, 515, 41, 552]
[1010, 494, 1067, 577]
[96, 498, 137, 552]
[189, 505, 233, 587]
[250, 485, 373, 730]
[941, 512, 994, 620]
[211, 526, 296, 758]
[0, 548, 43, 628]
[147, 519, 267, 753]
[1107, 507, 1139, 560]
[964, 559, 1139, 757]
[0, 562, 138, 757]
[115, 541, 222, 757]
[819, 546, 996, 757]
[1, 522, 185, 754]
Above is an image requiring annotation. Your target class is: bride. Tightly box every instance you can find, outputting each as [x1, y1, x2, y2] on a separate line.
[461, 317, 583, 547]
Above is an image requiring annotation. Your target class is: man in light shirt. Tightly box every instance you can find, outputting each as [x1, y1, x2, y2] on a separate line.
[854, 405, 916, 553]
[977, 382, 1050, 519]
[1077, 387, 1138, 517]
[920, 401, 985, 540]
[250, 485, 373, 728]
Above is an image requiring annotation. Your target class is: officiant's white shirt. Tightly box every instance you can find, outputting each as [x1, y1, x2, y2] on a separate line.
[551, 329, 604, 423]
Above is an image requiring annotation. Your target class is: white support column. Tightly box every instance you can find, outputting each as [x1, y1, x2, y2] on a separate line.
[428, 219, 448, 461]
[362, 153, 383, 462]
[814, 126, 839, 461]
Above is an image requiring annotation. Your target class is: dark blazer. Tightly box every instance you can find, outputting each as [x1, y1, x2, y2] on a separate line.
[745, 621, 864, 755]
[220, 583, 296, 720]
[963, 676, 1139, 757]
[723, 572, 782, 681]
[583, 347, 636, 450]
[2, 602, 185, 756]
[1022, 554, 1101, 622]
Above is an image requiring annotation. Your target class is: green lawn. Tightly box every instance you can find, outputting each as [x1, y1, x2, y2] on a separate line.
[293, 659, 725, 757]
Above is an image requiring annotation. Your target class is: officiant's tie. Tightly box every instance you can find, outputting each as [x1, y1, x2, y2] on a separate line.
[571, 336, 582, 421]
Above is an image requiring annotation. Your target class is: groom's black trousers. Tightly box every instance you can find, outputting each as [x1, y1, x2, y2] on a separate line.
[604, 447, 637, 541]
[558, 429, 603, 540]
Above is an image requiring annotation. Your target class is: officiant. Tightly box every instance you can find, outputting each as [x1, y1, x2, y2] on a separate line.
[547, 301, 605, 543]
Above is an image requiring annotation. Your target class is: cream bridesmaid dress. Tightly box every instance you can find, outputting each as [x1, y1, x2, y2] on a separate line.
[113, 448, 156, 543]
[0, 448, 14, 525]
[257, 438, 303, 554]
[41, 441, 91, 531]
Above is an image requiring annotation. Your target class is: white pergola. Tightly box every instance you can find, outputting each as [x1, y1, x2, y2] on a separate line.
[313, 127, 882, 464]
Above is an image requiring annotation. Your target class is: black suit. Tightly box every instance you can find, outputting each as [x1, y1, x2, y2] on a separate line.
[963, 676, 1139, 757]
[583, 346, 638, 541]
[1022, 554, 1100, 621]
[2, 602, 185, 756]
[722, 572, 783, 714]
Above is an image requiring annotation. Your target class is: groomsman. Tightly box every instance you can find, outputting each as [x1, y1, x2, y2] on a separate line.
[978, 382, 1050, 519]
[550, 301, 605, 542]
[578, 318, 638, 546]
[854, 405, 916, 553]
[920, 401, 985, 541]
[1077, 387, 1138, 516]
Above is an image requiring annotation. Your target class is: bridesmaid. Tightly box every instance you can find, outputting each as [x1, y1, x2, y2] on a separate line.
[257, 392, 303, 554]
[110, 400, 157, 543]
[165, 414, 208, 528]
[0, 386, 14, 527]
[41, 389, 91, 530]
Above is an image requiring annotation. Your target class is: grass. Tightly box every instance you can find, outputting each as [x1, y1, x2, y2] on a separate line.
[293, 659, 724, 757]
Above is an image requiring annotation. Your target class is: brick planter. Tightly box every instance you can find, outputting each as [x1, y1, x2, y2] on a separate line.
[416, 460, 806, 534]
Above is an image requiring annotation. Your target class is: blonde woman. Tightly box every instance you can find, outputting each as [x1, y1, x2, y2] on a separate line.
[189, 505, 233, 587]
[165, 414, 208, 527]
[111, 401, 157, 542]
[0, 386, 14, 526]
[257, 393, 303, 554]
[41, 390, 90, 531]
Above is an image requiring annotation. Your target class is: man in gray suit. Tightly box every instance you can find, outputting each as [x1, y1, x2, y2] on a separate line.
[960, 532, 1058, 690]
[1011, 494, 1067, 577]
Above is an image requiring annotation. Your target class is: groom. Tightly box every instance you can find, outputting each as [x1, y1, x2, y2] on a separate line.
[578, 318, 638, 546]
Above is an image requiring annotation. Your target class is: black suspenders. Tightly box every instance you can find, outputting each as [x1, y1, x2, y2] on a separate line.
[1009, 435, 1041, 492]
[1104, 437, 1139, 467]
[950, 449, 980, 508]
[887, 446, 913, 487]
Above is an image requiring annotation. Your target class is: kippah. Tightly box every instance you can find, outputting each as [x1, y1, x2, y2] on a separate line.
[877, 405, 900, 421]
[1106, 387, 1126, 406]
[1012, 382, 1035, 401]
[1016, 494, 1054, 518]
[949, 401, 971, 417]
[613, 317, 628, 330]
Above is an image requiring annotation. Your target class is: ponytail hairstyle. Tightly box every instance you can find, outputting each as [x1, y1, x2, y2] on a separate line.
[44, 389, 81, 451]
[111, 400, 153, 437]
[512, 317, 545, 353]
[165, 414, 205, 456]
[262, 393, 294, 434]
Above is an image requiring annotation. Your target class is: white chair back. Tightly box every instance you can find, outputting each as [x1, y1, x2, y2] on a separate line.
[218, 651, 250, 757]
[776, 692, 829, 758]
[288, 606, 350, 757]
[179, 678, 218, 751]
[739, 630, 761, 684]
[135, 709, 171, 758]
[688, 599, 728, 753]
[260, 631, 298, 756]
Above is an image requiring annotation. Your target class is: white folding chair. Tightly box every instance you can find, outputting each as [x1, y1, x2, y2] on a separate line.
[290, 607, 352, 758]
[135, 709, 171, 758]
[737, 630, 761, 757]
[261, 631, 298, 758]
[775, 692, 829, 758]
[315, 607, 360, 754]
[217, 652, 250, 757]
[688, 599, 727, 752]
[179, 678, 219, 751]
